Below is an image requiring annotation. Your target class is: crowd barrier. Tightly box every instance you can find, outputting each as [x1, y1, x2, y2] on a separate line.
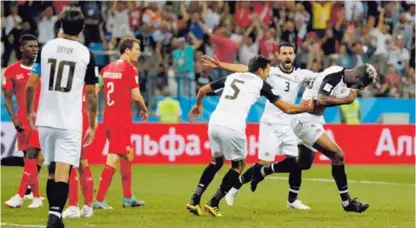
[1, 122, 414, 165]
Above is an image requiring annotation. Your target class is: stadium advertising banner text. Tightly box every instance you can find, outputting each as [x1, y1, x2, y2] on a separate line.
[1, 123, 414, 164]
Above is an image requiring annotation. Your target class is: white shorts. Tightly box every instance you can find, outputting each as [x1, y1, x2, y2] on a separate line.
[258, 122, 298, 161]
[291, 113, 326, 152]
[208, 125, 247, 161]
[38, 126, 82, 167]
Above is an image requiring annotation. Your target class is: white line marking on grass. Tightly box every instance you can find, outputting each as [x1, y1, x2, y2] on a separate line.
[0, 223, 45, 228]
[267, 176, 415, 186]
[1, 223, 95, 228]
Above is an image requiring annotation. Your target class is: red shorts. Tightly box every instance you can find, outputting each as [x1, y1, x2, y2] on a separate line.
[16, 117, 40, 151]
[27, 128, 41, 149]
[105, 124, 132, 155]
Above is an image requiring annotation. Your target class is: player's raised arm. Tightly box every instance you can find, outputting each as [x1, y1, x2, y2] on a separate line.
[201, 55, 248, 72]
[261, 82, 314, 114]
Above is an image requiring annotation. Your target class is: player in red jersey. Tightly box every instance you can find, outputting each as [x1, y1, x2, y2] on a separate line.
[93, 37, 148, 209]
[63, 78, 103, 219]
[3, 34, 44, 208]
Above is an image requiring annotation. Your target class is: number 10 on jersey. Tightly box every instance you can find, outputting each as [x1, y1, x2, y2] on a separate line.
[47, 58, 76, 93]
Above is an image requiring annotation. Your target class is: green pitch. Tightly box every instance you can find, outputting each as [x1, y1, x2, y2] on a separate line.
[1, 165, 414, 228]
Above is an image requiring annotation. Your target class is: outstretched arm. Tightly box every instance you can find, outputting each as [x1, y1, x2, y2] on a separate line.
[201, 55, 248, 72]
[261, 82, 314, 114]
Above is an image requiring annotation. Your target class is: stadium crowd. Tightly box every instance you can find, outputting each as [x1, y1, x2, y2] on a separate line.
[1, 0, 415, 100]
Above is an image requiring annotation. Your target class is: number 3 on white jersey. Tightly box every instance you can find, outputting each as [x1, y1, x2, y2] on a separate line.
[106, 82, 115, 106]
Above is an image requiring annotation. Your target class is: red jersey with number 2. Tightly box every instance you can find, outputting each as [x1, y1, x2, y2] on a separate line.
[101, 60, 139, 126]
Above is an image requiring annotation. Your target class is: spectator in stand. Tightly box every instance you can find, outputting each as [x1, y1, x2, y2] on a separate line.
[142, 2, 162, 28]
[259, 25, 279, 60]
[311, 2, 334, 37]
[198, 21, 239, 80]
[347, 41, 371, 68]
[172, 35, 201, 96]
[128, 1, 142, 35]
[402, 67, 415, 98]
[234, 2, 252, 29]
[344, 1, 364, 24]
[107, 1, 130, 46]
[80, 2, 103, 47]
[37, 6, 58, 47]
[180, 2, 204, 40]
[335, 44, 351, 67]
[371, 8, 393, 74]
[202, 1, 222, 30]
[239, 17, 263, 65]
[2, 3, 22, 67]
[384, 64, 402, 97]
[388, 38, 410, 76]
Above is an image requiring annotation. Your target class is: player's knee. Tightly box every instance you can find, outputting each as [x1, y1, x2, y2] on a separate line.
[80, 159, 89, 169]
[37, 152, 44, 165]
[298, 159, 313, 170]
[231, 159, 245, 172]
[48, 162, 56, 176]
[259, 159, 274, 165]
[211, 156, 224, 170]
[332, 152, 344, 165]
[25, 148, 40, 159]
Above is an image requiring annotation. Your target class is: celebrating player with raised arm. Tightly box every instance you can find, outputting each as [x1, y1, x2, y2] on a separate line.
[250, 64, 377, 213]
[201, 42, 319, 209]
[186, 55, 314, 217]
[93, 37, 148, 210]
[3, 34, 44, 209]
[26, 7, 99, 227]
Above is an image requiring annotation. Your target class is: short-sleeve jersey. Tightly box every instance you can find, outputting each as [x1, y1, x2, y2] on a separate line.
[32, 38, 98, 131]
[261, 66, 319, 125]
[2, 61, 41, 118]
[302, 66, 351, 100]
[101, 60, 139, 125]
[209, 72, 280, 133]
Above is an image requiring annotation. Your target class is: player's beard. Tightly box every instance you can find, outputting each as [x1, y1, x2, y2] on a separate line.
[281, 60, 293, 72]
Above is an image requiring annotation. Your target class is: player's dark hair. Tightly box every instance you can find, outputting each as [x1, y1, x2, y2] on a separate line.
[60, 7, 85, 36]
[119, 37, 141, 54]
[278, 42, 296, 53]
[20, 34, 37, 46]
[248, 55, 270, 73]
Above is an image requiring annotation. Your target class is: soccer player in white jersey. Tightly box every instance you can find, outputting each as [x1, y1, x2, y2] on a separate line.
[185, 55, 314, 217]
[201, 42, 319, 209]
[26, 7, 98, 227]
[251, 64, 378, 213]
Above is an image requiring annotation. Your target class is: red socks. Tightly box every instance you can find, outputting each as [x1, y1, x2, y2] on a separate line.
[79, 166, 94, 205]
[68, 168, 79, 207]
[17, 159, 39, 198]
[96, 165, 115, 202]
[120, 159, 132, 198]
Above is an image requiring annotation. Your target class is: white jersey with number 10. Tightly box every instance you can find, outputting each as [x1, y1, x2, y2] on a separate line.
[33, 38, 98, 132]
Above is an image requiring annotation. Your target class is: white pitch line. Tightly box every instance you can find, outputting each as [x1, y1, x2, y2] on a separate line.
[0, 223, 95, 228]
[0, 223, 45, 228]
[267, 176, 415, 186]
